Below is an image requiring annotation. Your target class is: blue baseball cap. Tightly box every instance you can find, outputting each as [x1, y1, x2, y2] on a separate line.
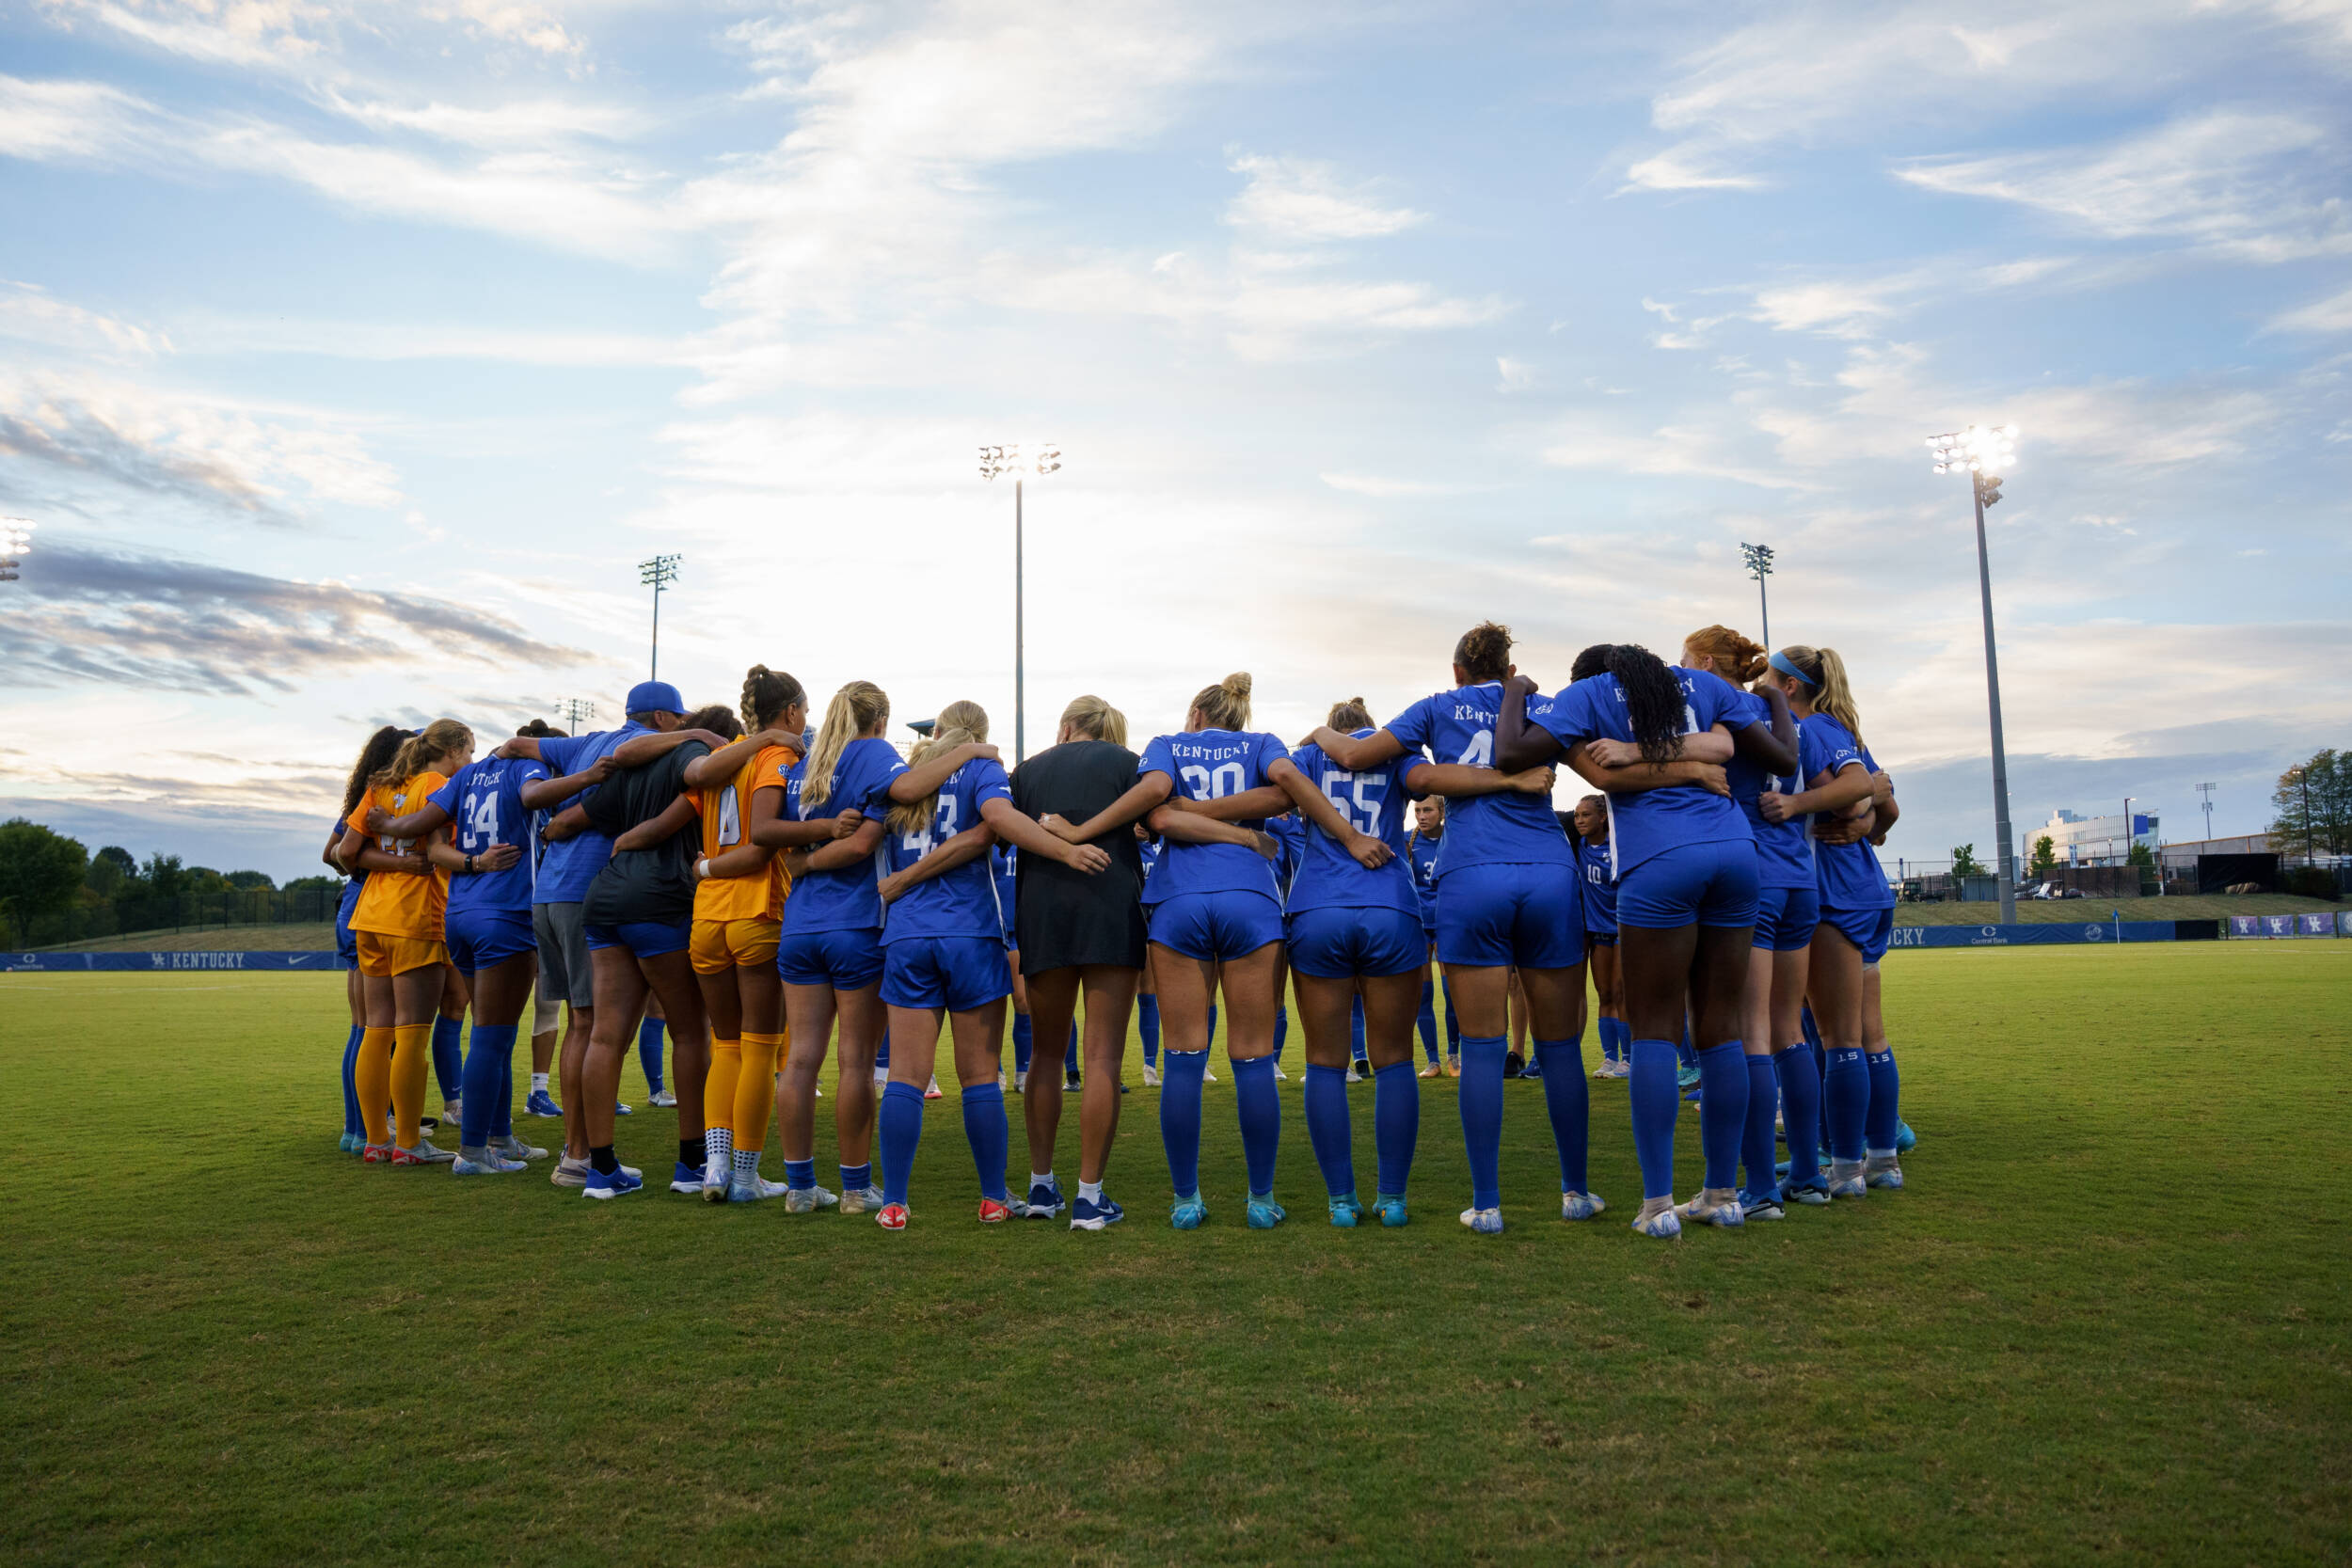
[625, 679, 686, 717]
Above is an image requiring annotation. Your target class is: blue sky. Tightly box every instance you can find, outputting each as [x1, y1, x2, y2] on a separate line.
[1, 0, 2345, 881]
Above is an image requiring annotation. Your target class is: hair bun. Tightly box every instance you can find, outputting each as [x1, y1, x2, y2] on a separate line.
[1223, 672, 1252, 699]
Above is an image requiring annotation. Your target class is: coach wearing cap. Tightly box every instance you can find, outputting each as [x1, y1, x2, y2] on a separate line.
[500, 680, 691, 1182]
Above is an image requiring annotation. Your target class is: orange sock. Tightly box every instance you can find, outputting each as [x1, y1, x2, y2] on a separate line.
[737, 1031, 783, 1152]
[391, 1022, 432, 1148]
[356, 1027, 394, 1147]
[706, 1038, 741, 1140]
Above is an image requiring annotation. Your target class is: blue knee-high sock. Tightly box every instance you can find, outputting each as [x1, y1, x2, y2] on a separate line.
[1273, 1006, 1289, 1063]
[1740, 1053, 1780, 1202]
[1814, 1037, 1833, 1157]
[1013, 1013, 1033, 1074]
[1206, 1004, 1219, 1051]
[1416, 980, 1440, 1062]
[1373, 1059, 1419, 1196]
[1063, 1022, 1078, 1075]
[878, 1080, 925, 1206]
[1629, 1038, 1681, 1200]
[1534, 1037, 1588, 1194]
[1350, 996, 1367, 1065]
[638, 1016, 665, 1093]
[1677, 1021, 1697, 1074]
[1441, 981, 1460, 1054]
[1458, 1036, 1506, 1210]
[1302, 1063, 1354, 1197]
[1775, 1047, 1823, 1187]
[1138, 996, 1161, 1067]
[458, 1023, 516, 1148]
[1232, 1054, 1280, 1196]
[1823, 1047, 1869, 1163]
[1695, 1041, 1749, 1191]
[1603, 1017, 1627, 1064]
[1159, 1049, 1208, 1196]
[494, 1050, 515, 1140]
[341, 1023, 364, 1136]
[1865, 1048, 1901, 1155]
[961, 1082, 1010, 1202]
[432, 1015, 464, 1102]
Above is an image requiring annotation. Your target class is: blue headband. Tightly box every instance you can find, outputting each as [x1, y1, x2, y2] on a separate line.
[1769, 651, 1817, 687]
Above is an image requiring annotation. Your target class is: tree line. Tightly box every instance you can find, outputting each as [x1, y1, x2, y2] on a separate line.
[0, 819, 340, 947]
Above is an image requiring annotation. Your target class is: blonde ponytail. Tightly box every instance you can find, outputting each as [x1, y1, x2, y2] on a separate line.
[372, 718, 471, 790]
[886, 700, 989, 836]
[1780, 644, 1862, 747]
[802, 681, 888, 809]
[1059, 694, 1127, 748]
[1189, 672, 1253, 732]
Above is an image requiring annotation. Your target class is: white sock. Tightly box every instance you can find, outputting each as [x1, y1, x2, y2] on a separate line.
[532, 1072, 548, 1092]
[1031, 1170, 1055, 1189]
[1079, 1180, 1103, 1204]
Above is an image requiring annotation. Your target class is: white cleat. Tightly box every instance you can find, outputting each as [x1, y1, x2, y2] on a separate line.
[490, 1133, 548, 1162]
[729, 1171, 791, 1202]
[783, 1183, 840, 1213]
[838, 1184, 886, 1216]
[550, 1155, 589, 1188]
[873, 1067, 890, 1088]
[1560, 1190, 1607, 1221]
[1459, 1206, 1503, 1235]
[1828, 1160, 1868, 1200]
[1674, 1187, 1747, 1228]
[1865, 1155, 1905, 1190]
[1630, 1198, 1683, 1239]
[1013, 1069, 1028, 1092]
[924, 1075, 944, 1101]
[452, 1148, 525, 1175]
[1202, 1067, 1217, 1084]
[648, 1088, 677, 1109]
[1141, 1064, 1162, 1087]
[1272, 1065, 1290, 1081]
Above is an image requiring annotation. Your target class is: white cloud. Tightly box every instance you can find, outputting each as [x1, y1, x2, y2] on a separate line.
[2268, 282, 2352, 332]
[1225, 153, 1426, 241]
[0, 280, 170, 358]
[1321, 472, 1480, 498]
[1496, 356, 1536, 391]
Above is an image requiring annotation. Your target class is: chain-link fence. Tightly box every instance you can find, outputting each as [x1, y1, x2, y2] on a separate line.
[13, 884, 344, 949]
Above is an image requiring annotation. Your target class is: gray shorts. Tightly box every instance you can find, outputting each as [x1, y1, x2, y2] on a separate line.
[533, 901, 595, 1008]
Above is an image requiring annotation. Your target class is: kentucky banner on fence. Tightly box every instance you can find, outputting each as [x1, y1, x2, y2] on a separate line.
[1887, 922, 2180, 949]
[2228, 914, 2342, 938]
[1, 952, 342, 972]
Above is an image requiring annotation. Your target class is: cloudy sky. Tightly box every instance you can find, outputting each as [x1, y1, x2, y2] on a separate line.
[2, 0, 2345, 881]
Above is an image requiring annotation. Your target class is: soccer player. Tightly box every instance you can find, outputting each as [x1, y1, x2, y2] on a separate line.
[335, 720, 472, 1165]
[1303, 624, 1597, 1236]
[871, 701, 1113, 1228]
[1404, 797, 1458, 1078]
[1569, 797, 1627, 1081]
[1759, 647, 1900, 1197]
[1681, 626, 1805, 1219]
[751, 680, 998, 1214]
[1500, 643, 1786, 1239]
[1135, 827, 1164, 1086]
[512, 719, 565, 1119]
[327, 725, 405, 1152]
[363, 733, 551, 1174]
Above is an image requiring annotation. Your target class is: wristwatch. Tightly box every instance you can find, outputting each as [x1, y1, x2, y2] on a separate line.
[465, 853, 476, 874]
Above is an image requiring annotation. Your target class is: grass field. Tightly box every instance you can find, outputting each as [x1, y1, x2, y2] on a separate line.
[5, 946, 2348, 1565]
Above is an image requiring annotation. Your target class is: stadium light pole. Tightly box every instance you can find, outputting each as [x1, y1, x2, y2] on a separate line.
[561, 698, 596, 736]
[1929, 423, 2020, 924]
[0, 518, 33, 583]
[1740, 542, 1775, 646]
[2122, 796, 2136, 867]
[639, 554, 682, 681]
[2198, 782, 2217, 840]
[978, 443, 1061, 766]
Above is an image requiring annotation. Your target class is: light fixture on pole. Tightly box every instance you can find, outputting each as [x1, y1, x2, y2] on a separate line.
[1928, 423, 2021, 923]
[978, 443, 1061, 766]
[1740, 542, 1775, 646]
[2122, 796, 2136, 867]
[2197, 782, 2217, 840]
[561, 698, 596, 736]
[0, 518, 34, 583]
[639, 554, 682, 682]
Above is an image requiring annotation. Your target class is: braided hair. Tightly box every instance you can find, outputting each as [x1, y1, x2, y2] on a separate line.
[1601, 644, 1689, 763]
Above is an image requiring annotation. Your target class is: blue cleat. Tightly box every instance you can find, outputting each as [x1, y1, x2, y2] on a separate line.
[1459, 1206, 1503, 1235]
[339, 1132, 361, 1154]
[1070, 1193, 1124, 1230]
[1560, 1190, 1607, 1221]
[1019, 1178, 1065, 1220]
[452, 1148, 526, 1175]
[1784, 1174, 1832, 1206]
[1519, 1057, 1543, 1081]
[1373, 1194, 1409, 1227]
[582, 1164, 644, 1199]
[613, 1101, 632, 1117]
[669, 1161, 706, 1196]
[1676, 1063, 1702, 1091]
[1896, 1119, 1917, 1153]
[523, 1089, 562, 1118]
[1170, 1191, 1208, 1229]
[1327, 1193, 1363, 1227]
[1246, 1195, 1288, 1229]
[1741, 1190, 1787, 1221]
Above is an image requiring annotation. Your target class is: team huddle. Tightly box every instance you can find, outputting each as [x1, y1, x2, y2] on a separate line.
[326, 620, 1910, 1238]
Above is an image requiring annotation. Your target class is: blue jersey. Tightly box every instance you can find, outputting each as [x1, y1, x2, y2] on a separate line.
[1533, 667, 1755, 877]
[780, 736, 906, 934]
[992, 841, 1019, 940]
[1724, 693, 1812, 891]
[1269, 814, 1305, 903]
[1406, 831, 1442, 927]
[430, 754, 549, 914]
[1137, 834, 1163, 888]
[882, 758, 1014, 942]
[1136, 728, 1289, 905]
[1801, 718, 1892, 911]
[532, 722, 651, 904]
[1578, 836, 1618, 933]
[1285, 733, 1422, 918]
[1384, 684, 1572, 874]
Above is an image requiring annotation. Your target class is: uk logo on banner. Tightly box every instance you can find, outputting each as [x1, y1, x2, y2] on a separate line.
[2231, 915, 2265, 937]
[2297, 913, 2334, 936]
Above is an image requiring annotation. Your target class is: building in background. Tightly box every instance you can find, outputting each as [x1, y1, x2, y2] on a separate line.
[2036, 808, 2160, 866]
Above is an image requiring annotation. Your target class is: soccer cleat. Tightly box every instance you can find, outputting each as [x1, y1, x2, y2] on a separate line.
[873, 1067, 890, 1087]
[492, 1133, 548, 1162]
[1327, 1193, 1363, 1228]
[523, 1088, 562, 1118]
[613, 1101, 632, 1117]
[649, 1088, 677, 1109]
[1012, 1069, 1027, 1092]
[1271, 1064, 1290, 1082]
[1783, 1174, 1832, 1206]
[1502, 1052, 1524, 1079]
[1630, 1199, 1683, 1239]
[1520, 1057, 1544, 1081]
[1561, 1190, 1607, 1221]
[1070, 1193, 1124, 1230]
[1018, 1179, 1065, 1220]
[1896, 1119, 1918, 1153]
[876, 1203, 909, 1230]
[838, 1184, 886, 1216]
[582, 1165, 644, 1199]
[360, 1143, 395, 1165]
[1827, 1161, 1868, 1200]
[1141, 1064, 1162, 1087]
[977, 1196, 1014, 1224]
[782, 1182, 839, 1213]
[550, 1155, 589, 1188]
[339, 1132, 361, 1154]
[1866, 1156, 1905, 1190]
[669, 1162, 705, 1196]
[1419, 1061, 1443, 1079]
[442, 1099, 463, 1124]
[1741, 1192, 1787, 1221]
[728, 1171, 790, 1202]
[1246, 1196, 1287, 1229]
[1459, 1206, 1503, 1235]
[1063, 1070, 1082, 1091]
[452, 1148, 525, 1175]
[1169, 1192, 1208, 1229]
[1444, 1056, 1461, 1079]
[391, 1140, 455, 1166]
[1345, 1061, 1370, 1084]
[1374, 1194, 1409, 1227]
[1676, 1064, 1702, 1091]
[924, 1075, 943, 1101]
[1675, 1188, 1746, 1228]
[703, 1158, 730, 1202]
[1202, 1066, 1217, 1084]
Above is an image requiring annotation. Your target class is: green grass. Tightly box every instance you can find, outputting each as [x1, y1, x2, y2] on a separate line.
[4, 947, 2348, 1565]
[1897, 893, 2337, 926]
[37, 922, 339, 952]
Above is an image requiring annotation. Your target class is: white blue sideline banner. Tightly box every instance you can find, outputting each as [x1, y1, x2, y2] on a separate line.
[1887, 922, 2180, 949]
[2, 951, 343, 972]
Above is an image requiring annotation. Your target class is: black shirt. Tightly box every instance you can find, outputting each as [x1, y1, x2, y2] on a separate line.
[580, 738, 708, 927]
[1010, 739, 1148, 974]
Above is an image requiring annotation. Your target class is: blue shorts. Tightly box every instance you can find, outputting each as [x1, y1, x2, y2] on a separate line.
[881, 936, 1012, 1012]
[447, 906, 536, 973]
[335, 909, 358, 967]
[1286, 906, 1424, 979]
[1586, 930, 1618, 948]
[583, 917, 691, 959]
[1820, 904, 1895, 965]
[777, 927, 885, 990]
[1752, 885, 1821, 952]
[1617, 841, 1761, 930]
[1434, 862, 1584, 970]
[1148, 890, 1284, 962]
